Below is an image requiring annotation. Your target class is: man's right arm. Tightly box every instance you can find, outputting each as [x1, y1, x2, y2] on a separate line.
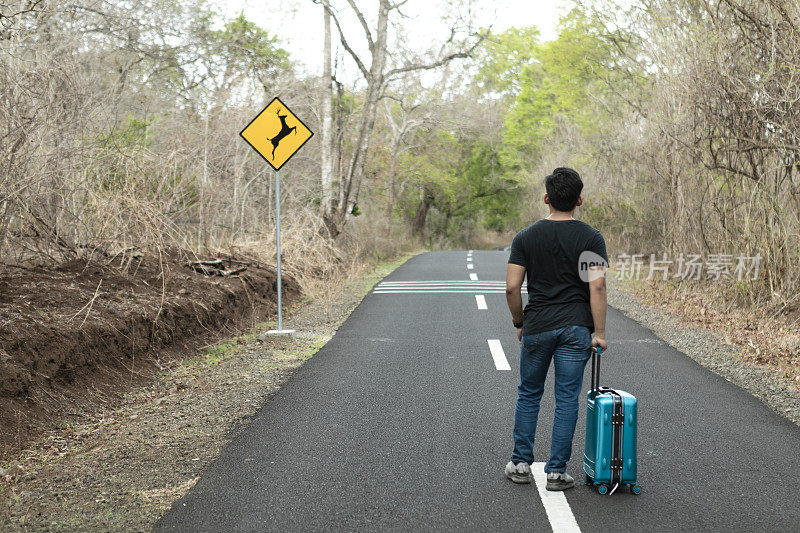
[589, 271, 607, 352]
[506, 232, 527, 343]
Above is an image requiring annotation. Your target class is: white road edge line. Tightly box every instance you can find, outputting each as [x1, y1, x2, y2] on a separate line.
[469, 273, 478, 281]
[531, 462, 581, 533]
[487, 339, 510, 371]
[475, 295, 487, 310]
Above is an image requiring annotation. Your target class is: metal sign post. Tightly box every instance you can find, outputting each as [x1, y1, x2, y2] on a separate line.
[239, 97, 313, 340]
[274, 169, 284, 332]
[263, 169, 293, 338]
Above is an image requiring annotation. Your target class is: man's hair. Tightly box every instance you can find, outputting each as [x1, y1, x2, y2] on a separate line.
[545, 167, 583, 212]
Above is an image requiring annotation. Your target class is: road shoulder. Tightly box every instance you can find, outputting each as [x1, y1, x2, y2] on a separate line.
[606, 274, 800, 426]
[0, 253, 417, 532]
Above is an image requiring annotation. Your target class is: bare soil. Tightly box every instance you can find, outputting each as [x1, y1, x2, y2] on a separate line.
[0, 250, 300, 457]
[0, 253, 414, 531]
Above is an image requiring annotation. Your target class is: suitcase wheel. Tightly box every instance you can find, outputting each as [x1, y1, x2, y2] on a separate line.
[597, 484, 609, 495]
[630, 484, 641, 495]
[584, 474, 593, 486]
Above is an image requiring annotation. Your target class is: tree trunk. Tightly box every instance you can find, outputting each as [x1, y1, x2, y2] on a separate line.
[412, 189, 432, 236]
[384, 133, 402, 223]
[319, 0, 480, 239]
[322, 0, 390, 238]
[320, 0, 334, 219]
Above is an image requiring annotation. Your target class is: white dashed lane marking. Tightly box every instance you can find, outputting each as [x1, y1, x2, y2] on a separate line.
[531, 462, 581, 532]
[487, 339, 510, 370]
[378, 255, 579, 530]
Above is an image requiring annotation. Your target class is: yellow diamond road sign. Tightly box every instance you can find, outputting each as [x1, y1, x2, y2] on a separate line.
[240, 97, 313, 171]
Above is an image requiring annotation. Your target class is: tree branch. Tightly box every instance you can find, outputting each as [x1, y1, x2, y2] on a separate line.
[345, 0, 373, 49]
[383, 31, 487, 80]
[0, 0, 44, 19]
[388, 0, 410, 10]
[316, 0, 369, 79]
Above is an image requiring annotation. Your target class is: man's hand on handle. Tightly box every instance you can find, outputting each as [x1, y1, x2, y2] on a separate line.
[591, 334, 607, 354]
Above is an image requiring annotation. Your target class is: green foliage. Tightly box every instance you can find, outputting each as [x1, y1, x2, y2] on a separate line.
[458, 142, 520, 232]
[211, 12, 289, 82]
[475, 26, 541, 99]
[501, 9, 617, 175]
[396, 129, 520, 238]
[90, 116, 199, 211]
[443, 7, 652, 246]
[95, 116, 154, 192]
[100, 116, 153, 149]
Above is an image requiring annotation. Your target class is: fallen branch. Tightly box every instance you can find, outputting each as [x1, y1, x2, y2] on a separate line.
[187, 259, 248, 277]
[70, 279, 103, 328]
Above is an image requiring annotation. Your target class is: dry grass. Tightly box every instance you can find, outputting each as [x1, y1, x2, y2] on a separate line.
[620, 276, 800, 388]
[237, 210, 419, 300]
[0, 6, 416, 285]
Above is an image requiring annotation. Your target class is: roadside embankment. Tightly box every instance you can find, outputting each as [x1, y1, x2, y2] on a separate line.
[606, 274, 800, 426]
[0, 253, 416, 531]
[0, 250, 300, 457]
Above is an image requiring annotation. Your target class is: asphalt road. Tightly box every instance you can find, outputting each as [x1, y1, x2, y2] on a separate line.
[156, 251, 800, 532]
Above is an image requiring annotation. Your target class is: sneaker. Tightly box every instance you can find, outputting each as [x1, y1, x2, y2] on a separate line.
[505, 461, 532, 484]
[546, 471, 575, 491]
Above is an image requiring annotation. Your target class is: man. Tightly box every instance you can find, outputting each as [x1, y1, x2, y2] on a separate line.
[504, 167, 608, 490]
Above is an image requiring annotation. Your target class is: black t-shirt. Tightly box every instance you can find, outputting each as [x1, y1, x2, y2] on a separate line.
[508, 219, 608, 335]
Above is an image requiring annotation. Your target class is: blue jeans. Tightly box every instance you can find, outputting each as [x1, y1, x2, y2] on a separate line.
[511, 325, 591, 473]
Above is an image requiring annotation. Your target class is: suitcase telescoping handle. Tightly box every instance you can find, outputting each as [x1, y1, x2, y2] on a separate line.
[590, 346, 602, 400]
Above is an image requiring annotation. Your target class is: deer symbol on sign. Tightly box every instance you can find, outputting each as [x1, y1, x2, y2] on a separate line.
[268, 107, 297, 159]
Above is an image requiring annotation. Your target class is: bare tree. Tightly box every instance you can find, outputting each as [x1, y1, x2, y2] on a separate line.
[316, 0, 486, 238]
[382, 96, 430, 222]
[320, 0, 335, 219]
[577, 0, 800, 302]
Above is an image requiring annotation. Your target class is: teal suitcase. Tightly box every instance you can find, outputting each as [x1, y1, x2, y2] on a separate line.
[583, 347, 641, 495]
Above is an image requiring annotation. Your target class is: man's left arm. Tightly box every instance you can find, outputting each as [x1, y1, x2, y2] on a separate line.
[506, 263, 526, 342]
